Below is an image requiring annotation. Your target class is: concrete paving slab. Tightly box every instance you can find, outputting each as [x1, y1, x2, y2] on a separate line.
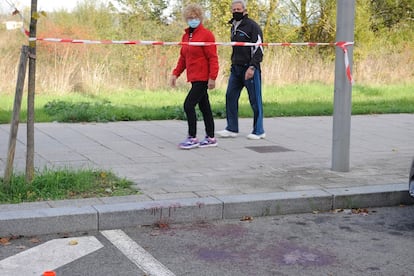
[0, 115, 413, 236]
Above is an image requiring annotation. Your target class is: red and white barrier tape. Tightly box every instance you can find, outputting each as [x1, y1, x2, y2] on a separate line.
[28, 38, 340, 47]
[336, 41, 354, 85]
[28, 37, 354, 84]
[25, 33, 356, 84]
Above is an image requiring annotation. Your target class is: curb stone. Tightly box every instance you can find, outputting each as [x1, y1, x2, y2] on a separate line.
[1, 183, 413, 236]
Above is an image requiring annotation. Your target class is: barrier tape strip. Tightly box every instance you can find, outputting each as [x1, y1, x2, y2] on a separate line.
[28, 37, 354, 84]
[28, 38, 339, 47]
[336, 41, 354, 85]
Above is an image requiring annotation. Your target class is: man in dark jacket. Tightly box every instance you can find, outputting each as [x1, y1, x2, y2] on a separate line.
[216, 0, 265, 140]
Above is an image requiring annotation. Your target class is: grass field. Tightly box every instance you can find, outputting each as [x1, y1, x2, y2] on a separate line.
[1, 83, 413, 124]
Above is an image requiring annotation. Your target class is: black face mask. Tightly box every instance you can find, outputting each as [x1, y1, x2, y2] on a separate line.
[232, 12, 244, 21]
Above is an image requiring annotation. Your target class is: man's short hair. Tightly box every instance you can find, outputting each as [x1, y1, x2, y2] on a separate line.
[232, 0, 247, 9]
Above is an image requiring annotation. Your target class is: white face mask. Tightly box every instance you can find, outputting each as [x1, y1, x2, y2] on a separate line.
[187, 18, 201, 28]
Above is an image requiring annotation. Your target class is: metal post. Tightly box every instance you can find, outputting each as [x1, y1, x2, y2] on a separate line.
[331, 0, 355, 172]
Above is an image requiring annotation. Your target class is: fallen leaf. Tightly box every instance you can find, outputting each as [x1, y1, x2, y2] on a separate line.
[0, 237, 11, 245]
[30, 238, 41, 244]
[352, 208, 369, 215]
[68, 240, 78, 246]
[240, 216, 253, 222]
[154, 222, 169, 229]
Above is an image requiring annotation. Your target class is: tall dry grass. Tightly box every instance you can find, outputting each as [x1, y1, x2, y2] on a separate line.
[1, 29, 413, 95]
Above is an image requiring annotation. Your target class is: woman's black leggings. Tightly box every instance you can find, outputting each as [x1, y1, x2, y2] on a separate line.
[184, 81, 215, 138]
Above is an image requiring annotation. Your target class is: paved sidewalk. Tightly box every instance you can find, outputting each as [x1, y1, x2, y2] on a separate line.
[1, 114, 413, 236]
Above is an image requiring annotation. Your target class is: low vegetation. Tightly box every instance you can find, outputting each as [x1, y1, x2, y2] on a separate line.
[1, 84, 413, 124]
[0, 168, 138, 204]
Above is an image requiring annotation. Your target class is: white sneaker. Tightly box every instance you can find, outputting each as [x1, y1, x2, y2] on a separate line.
[246, 133, 266, 140]
[216, 129, 238, 138]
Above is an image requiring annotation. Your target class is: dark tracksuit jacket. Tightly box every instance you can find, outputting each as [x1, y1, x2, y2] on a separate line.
[229, 15, 264, 70]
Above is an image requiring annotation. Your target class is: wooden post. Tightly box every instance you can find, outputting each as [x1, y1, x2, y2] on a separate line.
[3, 46, 29, 186]
[26, 0, 38, 183]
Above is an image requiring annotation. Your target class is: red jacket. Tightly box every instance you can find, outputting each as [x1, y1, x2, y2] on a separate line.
[172, 24, 219, 82]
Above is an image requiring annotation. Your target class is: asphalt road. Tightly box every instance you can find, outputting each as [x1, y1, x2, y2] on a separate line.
[1, 205, 414, 276]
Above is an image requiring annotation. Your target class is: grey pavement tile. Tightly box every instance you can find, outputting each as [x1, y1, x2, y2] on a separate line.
[149, 192, 199, 201]
[282, 184, 326, 192]
[81, 153, 136, 166]
[162, 184, 213, 193]
[37, 151, 89, 162]
[237, 187, 287, 194]
[47, 198, 105, 208]
[98, 194, 152, 204]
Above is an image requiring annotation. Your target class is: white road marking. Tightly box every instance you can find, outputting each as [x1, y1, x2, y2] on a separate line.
[101, 229, 176, 276]
[0, 236, 103, 275]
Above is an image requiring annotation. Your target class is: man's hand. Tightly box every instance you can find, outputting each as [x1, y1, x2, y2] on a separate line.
[208, 79, 216, 90]
[245, 66, 255, 80]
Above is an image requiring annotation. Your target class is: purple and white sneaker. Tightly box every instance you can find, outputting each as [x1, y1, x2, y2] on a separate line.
[178, 137, 199, 149]
[198, 136, 218, 148]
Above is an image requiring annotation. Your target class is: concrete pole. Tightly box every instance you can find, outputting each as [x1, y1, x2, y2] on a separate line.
[331, 0, 355, 172]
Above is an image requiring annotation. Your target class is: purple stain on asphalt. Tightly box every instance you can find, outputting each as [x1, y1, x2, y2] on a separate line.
[261, 241, 336, 266]
[196, 248, 237, 262]
[184, 224, 335, 268]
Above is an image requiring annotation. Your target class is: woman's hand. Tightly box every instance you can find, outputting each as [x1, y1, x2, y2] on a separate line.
[208, 79, 216, 90]
[170, 75, 177, 87]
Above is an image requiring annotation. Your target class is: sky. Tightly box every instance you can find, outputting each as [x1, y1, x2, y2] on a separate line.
[1, 0, 109, 13]
[33, 0, 79, 12]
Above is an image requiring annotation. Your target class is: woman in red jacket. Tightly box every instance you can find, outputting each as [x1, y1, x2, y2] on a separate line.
[170, 3, 219, 150]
